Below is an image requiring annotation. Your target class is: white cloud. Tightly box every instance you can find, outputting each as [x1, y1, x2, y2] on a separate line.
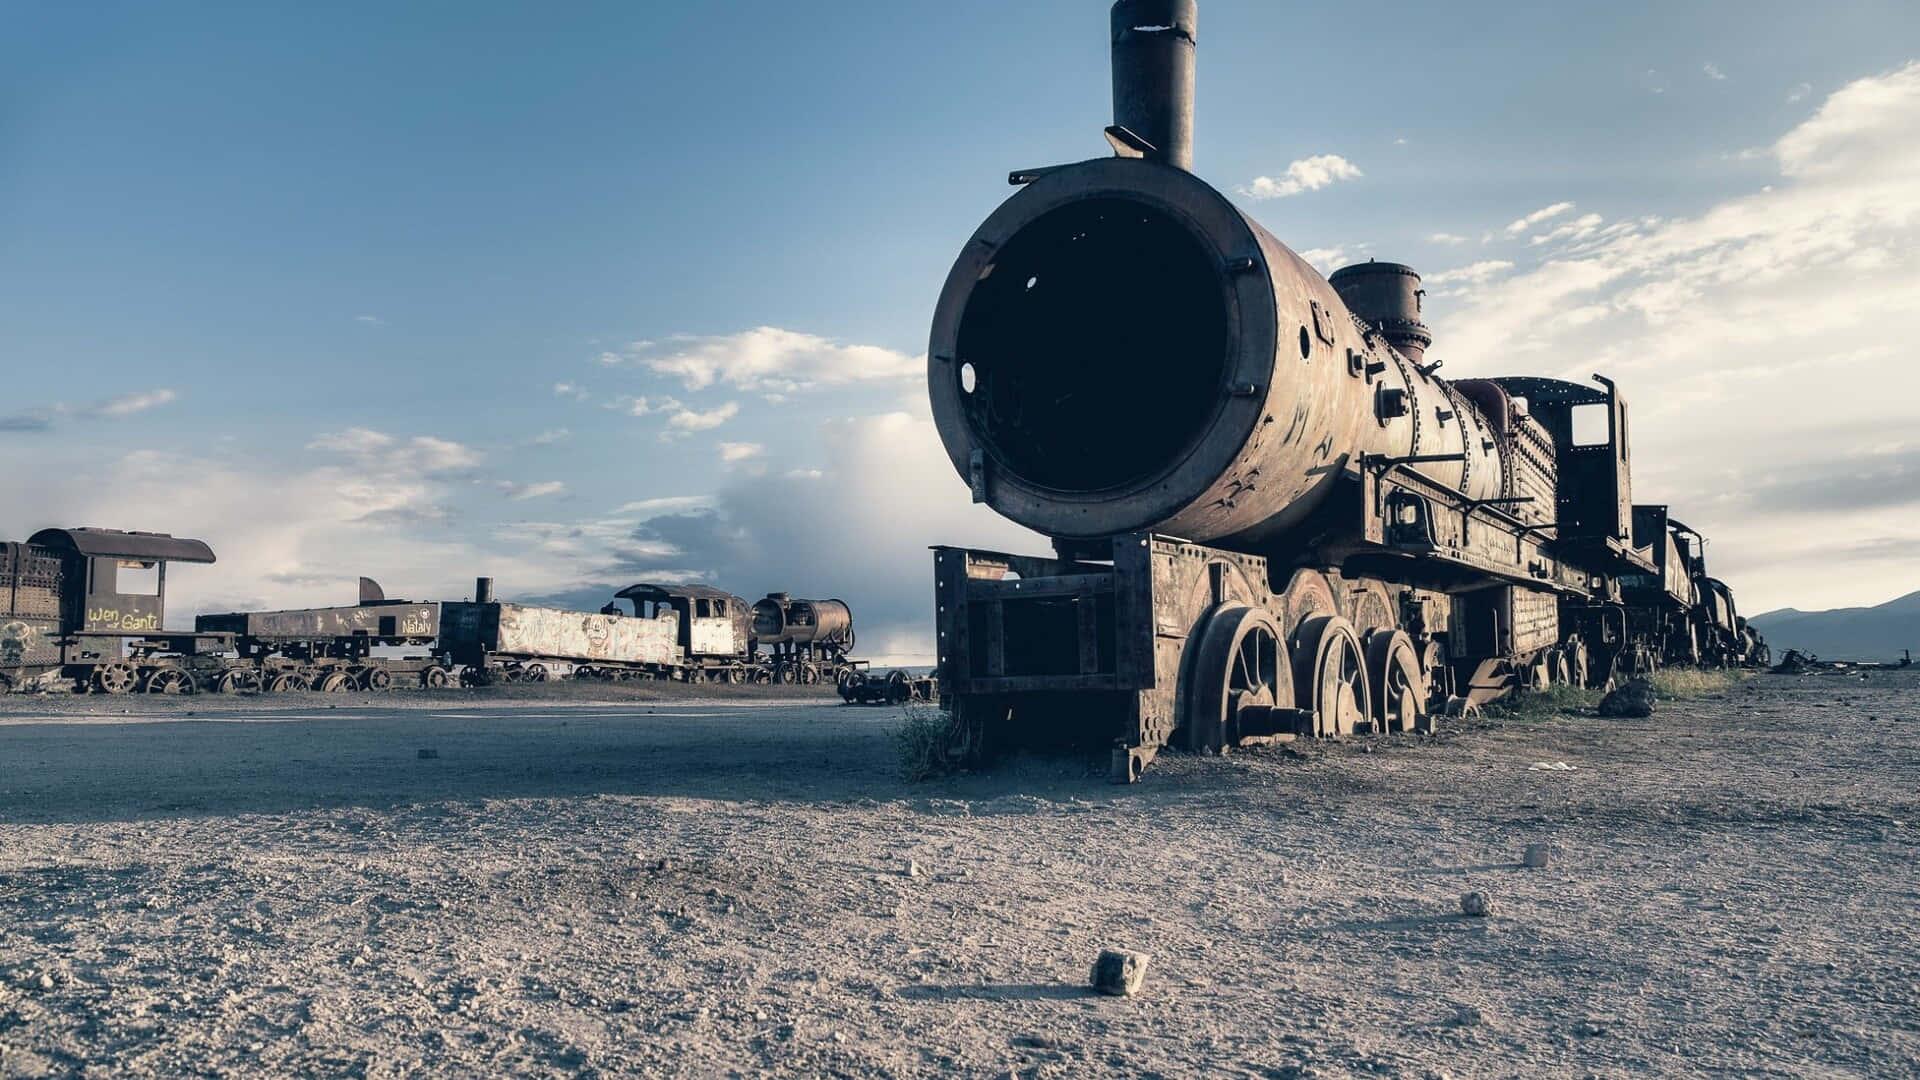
[1428, 232, 1469, 246]
[1237, 154, 1363, 200]
[1431, 61, 1920, 612]
[1297, 247, 1351, 273]
[612, 495, 716, 519]
[662, 401, 739, 437]
[1505, 202, 1575, 236]
[717, 441, 764, 464]
[552, 382, 589, 401]
[601, 327, 921, 392]
[526, 428, 571, 446]
[354, 314, 384, 326]
[1704, 63, 1727, 81]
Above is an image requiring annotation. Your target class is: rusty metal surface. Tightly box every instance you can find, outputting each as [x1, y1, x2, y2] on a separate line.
[750, 594, 854, 649]
[196, 603, 440, 641]
[26, 528, 215, 564]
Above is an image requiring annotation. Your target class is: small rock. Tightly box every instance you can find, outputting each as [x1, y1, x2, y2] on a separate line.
[1090, 949, 1148, 997]
[1459, 891, 1494, 917]
[905, 860, 922, 879]
[1523, 844, 1550, 869]
[1597, 678, 1655, 718]
[417, 748, 439, 760]
[37, 973, 55, 991]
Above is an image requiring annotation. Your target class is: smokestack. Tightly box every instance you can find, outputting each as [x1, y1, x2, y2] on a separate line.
[1110, 0, 1197, 172]
[475, 577, 494, 604]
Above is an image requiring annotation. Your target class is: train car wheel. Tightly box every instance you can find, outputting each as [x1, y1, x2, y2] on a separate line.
[885, 668, 913, 705]
[267, 673, 308, 693]
[725, 665, 746, 685]
[316, 671, 352, 693]
[752, 666, 773, 685]
[1365, 630, 1423, 734]
[360, 667, 393, 691]
[523, 664, 549, 683]
[93, 663, 137, 695]
[1185, 603, 1292, 752]
[1545, 647, 1571, 688]
[1293, 616, 1370, 738]
[460, 666, 491, 687]
[1566, 640, 1591, 689]
[421, 666, 451, 689]
[143, 669, 196, 695]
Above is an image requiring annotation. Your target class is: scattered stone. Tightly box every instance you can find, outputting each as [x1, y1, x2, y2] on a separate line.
[417, 748, 439, 760]
[1523, 844, 1551, 869]
[1459, 891, 1494, 918]
[1597, 678, 1655, 718]
[905, 860, 922, 879]
[1090, 949, 1148, 997]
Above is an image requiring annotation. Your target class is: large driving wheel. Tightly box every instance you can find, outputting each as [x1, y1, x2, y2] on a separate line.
[143, 668, 196, 695]
[267, 672, 309, 693]
[1365, 630, 1424, 734]
[1293, 615, 1370, 738]
[522, 663, 549, 683]
[1566, 639, 1591, 690]
[1186, 603, 1292, 753]
[315, 671, 352, 693]
[93, 662, 137, 695]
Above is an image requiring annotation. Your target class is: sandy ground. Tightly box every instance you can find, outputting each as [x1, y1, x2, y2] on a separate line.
[0, 673, 1915, 1079]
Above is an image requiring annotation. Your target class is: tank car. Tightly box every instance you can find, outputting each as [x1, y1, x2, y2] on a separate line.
[749, 593, 855, 684]
[923, 0, 1762, 780]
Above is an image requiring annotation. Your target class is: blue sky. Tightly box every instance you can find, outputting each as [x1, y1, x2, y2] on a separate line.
[6, 1, 1920, 657]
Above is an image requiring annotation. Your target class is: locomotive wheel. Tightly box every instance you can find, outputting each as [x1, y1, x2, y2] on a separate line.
[1365, 630, 1424, 734]
[0, 673, 13, 695]
[1186, 603, 1291, 753]
[267, 672, 309, 693]
[1279, 570, 1339, 634]
[360, 667, 393, 691]
[460, 666, 491, 688]
[315, 671, 352, 693]
[143, 669, 196, 695]
[1545, 647, 1571, 688]
[1293, 615, 1370, 738]
[218, 668, 263, 694]
[93, 662, 137, 695]
[421, 666, 451, 689]
[724, 664, 746, 685]
[523, 663, 550, 683]
[752, 666, 773, 685]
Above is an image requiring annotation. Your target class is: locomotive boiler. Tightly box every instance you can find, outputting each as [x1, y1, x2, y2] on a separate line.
[750, 593, 856, 684]
[925, 0, 1754, 779]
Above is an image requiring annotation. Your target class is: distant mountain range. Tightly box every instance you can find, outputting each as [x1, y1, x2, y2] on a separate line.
[1750, 590, 1920, 662]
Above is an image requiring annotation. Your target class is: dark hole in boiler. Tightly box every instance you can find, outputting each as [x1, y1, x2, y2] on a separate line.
[955, 197, 1230, 493]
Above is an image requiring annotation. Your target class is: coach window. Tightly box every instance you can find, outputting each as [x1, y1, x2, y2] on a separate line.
[117, 560, 160, 595]
[696, 599, 712, 618]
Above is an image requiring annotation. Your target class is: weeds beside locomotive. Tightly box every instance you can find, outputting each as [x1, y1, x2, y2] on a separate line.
[925, 0, 1767, 780]
[0, 526, 858, 694]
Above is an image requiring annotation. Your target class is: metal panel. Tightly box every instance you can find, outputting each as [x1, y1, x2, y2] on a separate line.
[27, 528, 215, 564]
[688, 618, 734, 658]
[196, 603, 440, 640]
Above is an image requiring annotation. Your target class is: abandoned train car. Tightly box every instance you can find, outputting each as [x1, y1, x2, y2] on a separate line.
[923, 0, 1766, 780]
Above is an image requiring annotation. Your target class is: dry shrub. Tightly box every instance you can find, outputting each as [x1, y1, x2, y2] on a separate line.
[1648, 667, 1746, 698]
[893, 702, 965, 782]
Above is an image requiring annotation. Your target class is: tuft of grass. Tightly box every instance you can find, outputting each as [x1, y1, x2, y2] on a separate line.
[1647, 667, 1746, 699]
[892, 703, 966, 782]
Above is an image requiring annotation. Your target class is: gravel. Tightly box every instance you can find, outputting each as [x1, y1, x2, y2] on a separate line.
[0, 672, 1915, 1077]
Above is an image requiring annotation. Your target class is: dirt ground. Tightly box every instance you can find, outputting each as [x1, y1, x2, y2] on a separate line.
[0, 672, 1915, 1079]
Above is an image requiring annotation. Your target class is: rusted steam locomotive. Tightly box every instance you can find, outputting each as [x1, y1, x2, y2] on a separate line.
[926, 0, 1766, 780]
[0, 529, 860, 693]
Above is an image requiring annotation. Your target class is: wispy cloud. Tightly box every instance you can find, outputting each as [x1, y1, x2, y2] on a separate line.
[1423, 260, 1515, 287]
[506, 480, 568, 501]
[81, 388, 179, 419]
[0, 388, 180, 434]
[662, 401, 739, 438]
[1237, 154, 1363, 200]
[1504, 202, 1575, 236]
[1428, 232, 1469, 246]
[552, 382, 590, 401]
[1787, 81, 1813, 103]
[354, 314, 384, 326]
[1703, 63, 1727, 82]
[526, 428, 571, 446]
